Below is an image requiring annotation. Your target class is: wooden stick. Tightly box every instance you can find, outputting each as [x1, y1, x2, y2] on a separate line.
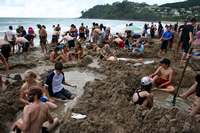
[173, 48, 193, 105]
[0, 74, 14, 80]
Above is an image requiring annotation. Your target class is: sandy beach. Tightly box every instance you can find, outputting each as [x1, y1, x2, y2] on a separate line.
[1, 32, 200, 133]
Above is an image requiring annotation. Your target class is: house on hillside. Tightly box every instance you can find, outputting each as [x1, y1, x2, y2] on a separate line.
[187, 11, 192, 14]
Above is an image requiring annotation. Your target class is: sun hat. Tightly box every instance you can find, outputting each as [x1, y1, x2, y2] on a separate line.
[141, 77, 152, 86]
[194, 31, 200, 45]
[24, 86, 43, 96]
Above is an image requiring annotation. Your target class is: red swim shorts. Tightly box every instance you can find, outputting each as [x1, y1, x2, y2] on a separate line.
[170, 42, 173, 48]
[156, 77, 172, 88]
[118, 41, 124, 48]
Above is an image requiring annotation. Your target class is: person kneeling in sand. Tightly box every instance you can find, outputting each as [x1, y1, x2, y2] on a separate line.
[90, 42, 101, 53]
[132, 77, 154, 108]
[12, 86, 59, 133]
[100, 51, 144, 64]
[43, 62, 77, 102]
[74, 42, 85, 60]
[149, 58, 175, 93]
[50, 47, 70, 62]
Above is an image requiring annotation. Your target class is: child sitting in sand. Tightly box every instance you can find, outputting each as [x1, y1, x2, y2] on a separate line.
[132, 77, 154, 108]
[149, 58, 175, 93]
[61, 45, 73, 61]
[50, 47, 69, 62]
[43, 62, 77, 102]
[74, 42, 85, 60]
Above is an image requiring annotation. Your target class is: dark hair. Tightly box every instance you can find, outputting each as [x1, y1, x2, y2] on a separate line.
[100, 55, 104, 59]
[77, 42, 81, 48]
[42, 25, 46, 29]
[21, 26, 24, 29]
[29, 27, 32, 29]
[37, 24, 41, 27]
[9, 26, 13, 30]
[93, 22, 95, 25]
[54, 47, 60, 52]
[190, 17, 197, 23]
[55, 62, 63, 71]
[137, 83, 152, 93]
[102, 41, 106, 44]
[63, 44, 68, 49]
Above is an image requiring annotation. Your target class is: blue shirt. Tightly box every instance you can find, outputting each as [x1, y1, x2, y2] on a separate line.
[163, 31, 172, 42]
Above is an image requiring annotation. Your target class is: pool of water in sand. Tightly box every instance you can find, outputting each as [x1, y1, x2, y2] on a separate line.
[8, 68, 105, 133]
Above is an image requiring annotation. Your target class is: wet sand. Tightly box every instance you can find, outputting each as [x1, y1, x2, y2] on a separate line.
[1, 33, 200, 133]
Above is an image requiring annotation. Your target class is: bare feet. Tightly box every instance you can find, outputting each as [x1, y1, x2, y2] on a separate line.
[151, 87, 159, 91]
[179, 94, 187, 99]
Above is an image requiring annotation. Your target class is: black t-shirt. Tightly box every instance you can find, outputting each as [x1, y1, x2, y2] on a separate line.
[22, 30, 27, 37]
[24, 34, 34, 41]
[178, 25, 185, 32]
[182, 24, 193, 42]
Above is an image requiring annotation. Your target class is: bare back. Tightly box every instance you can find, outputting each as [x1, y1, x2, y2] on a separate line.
[79, 26, 85, 33]
[39, 28, 46, 36]
[23, 102, 49, 133]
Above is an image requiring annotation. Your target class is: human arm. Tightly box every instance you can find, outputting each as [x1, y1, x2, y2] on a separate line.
[149, 67, 161, 78]
[189, 32, 193, 44]
[74, 47, 78, 55]
[50, 52, 57, 62]
[19, 85, 30, 105]
[12, 106, 31, 132]
[43, 85, 55, 102]
[61, 49, 69, 59]
[62, 81, 77, 88]
[46, 108, 54, 123]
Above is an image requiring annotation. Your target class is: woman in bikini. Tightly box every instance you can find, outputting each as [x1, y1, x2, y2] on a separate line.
[20, 70, 57, 109]
[132, 77, 154, 108]
[50, 47, 69, 62]
[61, 45, 73, 61]
[74, 42, 85, 60]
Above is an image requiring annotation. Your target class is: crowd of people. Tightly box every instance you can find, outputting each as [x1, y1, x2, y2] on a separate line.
[1, 17, 200, 132]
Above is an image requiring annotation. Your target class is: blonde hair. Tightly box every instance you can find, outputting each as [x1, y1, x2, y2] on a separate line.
[25, 70, 37, 79]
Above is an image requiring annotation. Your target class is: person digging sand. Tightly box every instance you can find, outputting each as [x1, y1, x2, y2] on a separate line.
[149, 58, 175, 93]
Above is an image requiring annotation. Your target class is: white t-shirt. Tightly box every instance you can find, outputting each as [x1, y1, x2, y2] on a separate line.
[6, 30, 15, 41]
[147, 29, 150, 34]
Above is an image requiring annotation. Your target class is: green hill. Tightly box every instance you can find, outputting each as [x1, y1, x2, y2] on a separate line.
[80, 1, 159, 21]
[160, 0, 200, 8]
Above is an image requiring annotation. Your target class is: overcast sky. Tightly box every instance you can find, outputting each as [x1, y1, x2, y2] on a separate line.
[0, 0, 184, 18]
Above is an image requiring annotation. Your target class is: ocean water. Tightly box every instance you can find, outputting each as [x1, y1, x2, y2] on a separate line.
[0, 18, 173, 46]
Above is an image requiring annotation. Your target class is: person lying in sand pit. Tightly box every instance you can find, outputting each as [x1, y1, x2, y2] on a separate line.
[89, 42, 101, 53]
[43, 62, 77, 103]
[149, 58, 175, 93]
[20, 70, 57, 109]
[50, 47, 70, 62]
[132, 77, 154, 108]
[100, 51, 144, 64]
[61, 45, 73, 61]
[74, 42, 85, 60]
[12, 86, 59, 133]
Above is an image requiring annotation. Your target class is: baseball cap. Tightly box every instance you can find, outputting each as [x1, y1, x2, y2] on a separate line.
[24, 86, 43, 96]
[160, 58, 170, 65]
[194, 31, 200, 45]
[141, 77, 152, 86]
[184, 19, 188, 22]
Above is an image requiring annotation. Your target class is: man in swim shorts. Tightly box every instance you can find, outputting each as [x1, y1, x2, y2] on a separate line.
[149, 58, 175, 93]
[24, 34, 35, 52]
[59, 34, 75, 49]
[100, 51, 144, 64]
[37, 24, 47, 53]
[51, 29, 60, 45]
[113, 37, 125, 48]
[12, 86, 59, 133]
[79, 23, 86, 42]
[13, 37, 30, 59]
